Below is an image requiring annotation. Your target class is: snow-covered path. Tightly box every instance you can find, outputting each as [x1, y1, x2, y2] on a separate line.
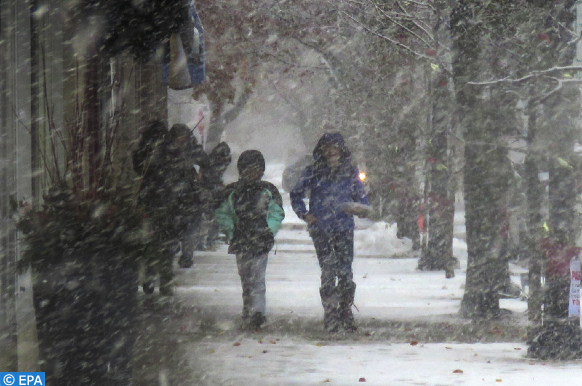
[169, 236, 580, 386]
[186, 339, 582, 386]
[157, 164, 581, 385]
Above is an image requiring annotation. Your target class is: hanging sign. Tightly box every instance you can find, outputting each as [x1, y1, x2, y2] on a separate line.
[195, 107, 207, 150]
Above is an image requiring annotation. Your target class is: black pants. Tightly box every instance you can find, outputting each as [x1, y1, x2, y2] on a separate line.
[144, 234, 175, 289]
[179, 220, 199, 267]
[310, 228, 355, 299]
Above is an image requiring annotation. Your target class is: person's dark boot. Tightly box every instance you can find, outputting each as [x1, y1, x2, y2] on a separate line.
[143, 266, 156, 294]
[159, 285, 174, 296]
[320, 286, 340, 333]
[178, 257, 193, 268]
[179, 244, 194, 268]
[142, 281, 155, 294]
[324, 309, 340, 333]
[159, 274, 174, 296]
[339, 306, 357, 332]
[339, 281, 357, 332]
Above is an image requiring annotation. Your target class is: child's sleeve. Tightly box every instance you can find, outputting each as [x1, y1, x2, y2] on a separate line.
[267, 198, 285, 236]
[215, 193, 235, 242]
[264, 185, 285, 236]
[290, 167, 311, 220]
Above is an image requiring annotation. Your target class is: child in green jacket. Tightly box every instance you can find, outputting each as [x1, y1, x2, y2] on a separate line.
[215, 150, 284, 330]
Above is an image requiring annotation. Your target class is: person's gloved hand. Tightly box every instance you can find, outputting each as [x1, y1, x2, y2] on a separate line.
[304, 213, 317, 225]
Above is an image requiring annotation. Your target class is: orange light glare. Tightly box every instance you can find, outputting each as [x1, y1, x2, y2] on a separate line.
[359, 172, 367, 181]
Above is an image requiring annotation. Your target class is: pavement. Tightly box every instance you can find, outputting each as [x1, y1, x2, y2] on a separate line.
[9, 180, 533, 385]
[170, 227, 527, 331]
[127, 195, 531, 385]
[171, 191, 527, 329]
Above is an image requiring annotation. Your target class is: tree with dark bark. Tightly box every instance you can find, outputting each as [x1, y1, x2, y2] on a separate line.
[417, 0, 456, 277]
[524, 0, 582, 360]
[450, 1, 515, 319]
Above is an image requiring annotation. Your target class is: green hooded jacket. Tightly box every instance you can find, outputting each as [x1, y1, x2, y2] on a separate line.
[215, 180, 284, 254]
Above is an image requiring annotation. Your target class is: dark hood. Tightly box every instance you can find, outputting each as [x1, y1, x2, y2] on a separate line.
[312, 132, 351, 164]
[210, 142, 232, 168]
[237, 149, 265, 173]
[141, 120, 168, 144]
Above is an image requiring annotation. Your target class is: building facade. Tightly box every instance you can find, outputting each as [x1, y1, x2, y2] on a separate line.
[0, 0, 170, 370]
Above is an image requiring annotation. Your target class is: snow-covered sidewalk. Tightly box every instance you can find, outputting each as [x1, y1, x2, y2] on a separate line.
[168, 222, 575, 385]
[187, 340, 582, 386]
[159, 163, 581, 385]
[169, 233, 582, 386]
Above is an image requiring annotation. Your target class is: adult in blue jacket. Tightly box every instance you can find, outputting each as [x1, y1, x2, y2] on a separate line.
[290, 132, 369, 332]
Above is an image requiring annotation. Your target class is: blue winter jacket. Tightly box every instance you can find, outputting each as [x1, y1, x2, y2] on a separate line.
[290, 133, 368, 232]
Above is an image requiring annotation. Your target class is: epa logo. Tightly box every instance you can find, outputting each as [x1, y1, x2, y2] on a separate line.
[0, 373, 44, 386]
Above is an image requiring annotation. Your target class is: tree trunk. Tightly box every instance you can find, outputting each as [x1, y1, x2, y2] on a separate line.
[418, 0, 455, 276]
[452, 1, 515, 319]
[205, 85, 253, 150]
[451, 1, 497, 318]
[461, 141, 511, 318]
[543, 0, 579, 321]
[526, 0, 582, 360]
[528, 86, 582, 360]
[524, 96, 544, 327]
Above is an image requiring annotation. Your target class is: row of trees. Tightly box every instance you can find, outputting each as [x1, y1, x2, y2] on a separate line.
[2, 0, 577, 368]
[194, 0, 582, 357]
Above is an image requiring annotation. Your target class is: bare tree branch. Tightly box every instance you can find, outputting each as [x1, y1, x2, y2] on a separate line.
[370, 1, 433, 48]
[468, 65, 582, 85]
[341, 10, 430, 59]
[395, 0, 434, 40]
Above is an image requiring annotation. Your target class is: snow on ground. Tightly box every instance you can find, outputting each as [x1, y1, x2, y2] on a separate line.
[172, 163, 579, 386]
[188, 340, 582, 386]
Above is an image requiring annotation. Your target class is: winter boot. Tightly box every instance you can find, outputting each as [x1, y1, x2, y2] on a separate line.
[339, 281, 357, 332]
[159, 273, 175, 296]
[339, 305, 357, 332]
[158, 254, 175, 296]
[179, 238, 194, 268]
[143, 266, 156, 294]
[178, 255, 193, 269]
[320, 286, 340, 333]
[159, 285, 174, 296]
[142, 280, 155, 294]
